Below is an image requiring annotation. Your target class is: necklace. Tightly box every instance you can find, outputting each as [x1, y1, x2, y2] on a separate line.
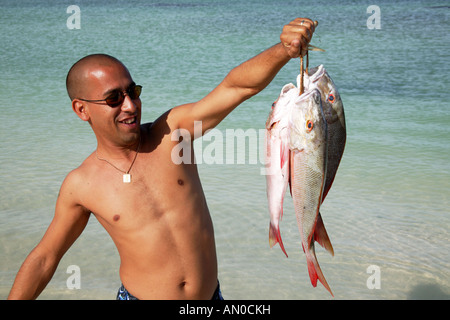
[96, 137, 141, 183]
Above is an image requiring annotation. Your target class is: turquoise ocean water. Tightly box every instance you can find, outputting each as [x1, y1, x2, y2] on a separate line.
[0, 0, 449, 299]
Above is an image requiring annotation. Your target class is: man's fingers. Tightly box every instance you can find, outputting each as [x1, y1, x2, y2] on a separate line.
[280, 17, 317, 58]
[292, 17, 316, 34]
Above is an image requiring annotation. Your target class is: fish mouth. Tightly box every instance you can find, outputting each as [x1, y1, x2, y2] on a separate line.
[297, 65, 325, 92]
[307, 65, 325, 83]
[297, 88, 321, 103]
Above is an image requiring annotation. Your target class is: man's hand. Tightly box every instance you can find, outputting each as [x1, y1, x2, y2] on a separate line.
[280, 18, 317, 58]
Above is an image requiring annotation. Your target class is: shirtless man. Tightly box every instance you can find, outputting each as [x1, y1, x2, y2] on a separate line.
[8, 18, 316, 300]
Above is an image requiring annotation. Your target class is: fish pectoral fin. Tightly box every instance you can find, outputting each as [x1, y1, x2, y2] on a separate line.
[307, 44, 325, 52]
[280, 143, 287, 169]
[314, 213, 334, 256]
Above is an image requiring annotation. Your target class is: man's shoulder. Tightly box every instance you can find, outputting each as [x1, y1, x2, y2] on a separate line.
[56, 155, 97, 213]
[141, 117, 178, 149]
[61, 153, 96, 190]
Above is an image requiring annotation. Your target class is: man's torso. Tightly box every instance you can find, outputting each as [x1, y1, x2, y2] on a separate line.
[72, 120, 218, 299]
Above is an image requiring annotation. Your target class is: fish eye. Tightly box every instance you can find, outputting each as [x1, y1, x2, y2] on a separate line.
[328, 93, 335, 103]
[271, 102, 276, 109]
[306, 120, 313, 132]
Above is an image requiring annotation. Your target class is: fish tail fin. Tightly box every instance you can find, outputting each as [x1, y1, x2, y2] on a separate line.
[314, 213, 334, 256]
[306, 242, 334, 296]
[269, 222, 288, 258]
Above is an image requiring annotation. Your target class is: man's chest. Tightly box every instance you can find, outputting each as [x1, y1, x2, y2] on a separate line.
[81, 154, 202, 226]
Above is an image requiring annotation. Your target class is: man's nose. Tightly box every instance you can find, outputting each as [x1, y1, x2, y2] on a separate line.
[121, 94, 138, 112]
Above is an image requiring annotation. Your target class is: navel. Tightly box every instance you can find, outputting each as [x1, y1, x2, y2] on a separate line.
[177, 179, 184, 186]
[113, 214, 120, 222]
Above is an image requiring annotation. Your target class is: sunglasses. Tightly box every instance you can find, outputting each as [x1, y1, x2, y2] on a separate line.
[78, 84, 142, 108]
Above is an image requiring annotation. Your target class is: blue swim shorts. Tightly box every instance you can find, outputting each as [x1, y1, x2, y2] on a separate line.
[116, 281, 224, 300]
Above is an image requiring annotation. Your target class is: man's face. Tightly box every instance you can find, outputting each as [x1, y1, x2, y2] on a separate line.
[80, 62, 142, 147]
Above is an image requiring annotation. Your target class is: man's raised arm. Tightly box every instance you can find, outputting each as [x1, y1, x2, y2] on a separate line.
[169, 18, 316, 136]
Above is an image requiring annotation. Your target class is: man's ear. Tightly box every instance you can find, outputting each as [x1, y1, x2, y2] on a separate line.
[72, 99, 90, 121]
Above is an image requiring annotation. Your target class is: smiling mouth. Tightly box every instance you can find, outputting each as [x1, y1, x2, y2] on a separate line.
[119, 116, 137, 125]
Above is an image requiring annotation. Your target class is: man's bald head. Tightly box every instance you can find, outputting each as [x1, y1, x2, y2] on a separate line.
[66, 54, 127, 101]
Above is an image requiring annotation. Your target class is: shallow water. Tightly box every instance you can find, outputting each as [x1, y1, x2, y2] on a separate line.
[1, 0, 449, 299]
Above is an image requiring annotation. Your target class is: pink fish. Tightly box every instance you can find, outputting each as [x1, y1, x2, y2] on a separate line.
[265, 83, 297, 258]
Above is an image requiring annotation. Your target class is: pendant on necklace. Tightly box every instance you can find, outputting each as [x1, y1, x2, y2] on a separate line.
[123, 174, 131, 183]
